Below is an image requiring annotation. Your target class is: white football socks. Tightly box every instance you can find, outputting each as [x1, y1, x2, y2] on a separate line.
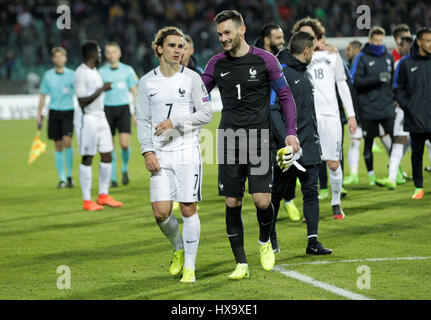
[389, 143, 404, 183]
[158, 214, 184, 251]
[380, 135, 392, 155]
[182, 213, 201, 270]
[426, 140, 431, 161]
[348, 139, 361, 174]
[329, 165, 343, 206]
[79, 164, 92, 201]
[99, 162, 111, 195]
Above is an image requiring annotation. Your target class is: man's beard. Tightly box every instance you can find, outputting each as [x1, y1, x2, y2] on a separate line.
[228, 34, 242, 54]
[270, 43, 281, 55]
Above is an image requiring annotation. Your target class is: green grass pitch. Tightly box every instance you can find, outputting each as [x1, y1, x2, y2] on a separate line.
[1, 112, 431, 300]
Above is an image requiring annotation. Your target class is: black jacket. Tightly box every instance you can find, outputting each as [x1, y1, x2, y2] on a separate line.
[271, 49, 322, 166]
[394, 39, 431, 133]
[352, 43, 395, 121]
[187, 55, 203, 75]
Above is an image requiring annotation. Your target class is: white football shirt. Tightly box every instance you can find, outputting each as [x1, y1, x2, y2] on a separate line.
[136, 65, 212, 154]
[74, 63, 104, 115]
[307, 51, 347, 117]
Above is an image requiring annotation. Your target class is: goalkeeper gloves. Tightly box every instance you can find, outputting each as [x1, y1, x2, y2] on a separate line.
[277, 146, 294, 172]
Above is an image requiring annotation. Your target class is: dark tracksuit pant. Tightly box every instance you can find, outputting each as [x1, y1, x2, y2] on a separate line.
[410, 132, 431, 188]
[272, 163, 321, 238]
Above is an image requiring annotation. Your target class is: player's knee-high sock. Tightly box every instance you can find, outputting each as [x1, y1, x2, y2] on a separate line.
[380, 135, 392, 155]
[226, 205, 247, 264]
[329, 166, 342, 206]
[389, 143, 404, 183]
[404, 136, 411, 156]
[348, 139, 361, 174]
[55, 151, 66, 182]
[157, 214, 183, 251]
[303, 190, 319, 239]
[271, 199, 281, 238]
[426, 140, 431, 161]
[121, 147, 131, 173]
[65, 148, 74, 178]
[364, 139, 374, 172]
[182, 213, 200, 270]
[111, 151, 117, 182]
[79, 164, 92, 201]
[99, 162, 111, 195]
[256, 203, 274, 243]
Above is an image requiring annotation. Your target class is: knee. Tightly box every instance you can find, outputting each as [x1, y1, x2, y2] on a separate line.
[253, 196, 271, 210]
[180, 202, 197, 217]
[226, 197, 242, 208]
[100, 152, 112, 163]
[328, 161, 339, 171]
[82, 156, 93, 166]
[153, 210, 170, 223]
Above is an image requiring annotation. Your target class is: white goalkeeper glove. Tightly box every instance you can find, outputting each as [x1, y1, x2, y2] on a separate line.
[277, 146, 294, 172]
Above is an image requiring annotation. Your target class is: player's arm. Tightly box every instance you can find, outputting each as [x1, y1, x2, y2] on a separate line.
[136, 78, 160, 173]
[201, 57, 217, 93]
[352, 55, 381, 89]
[393, 60, 410, 112]
[76, 82, 111, 109]
[160, 73, 212, 134]
[269, 69, 299, 153]
[130, 85, 138, 126]
[36, 93, 46, 130]
[335, 53, 357, 134]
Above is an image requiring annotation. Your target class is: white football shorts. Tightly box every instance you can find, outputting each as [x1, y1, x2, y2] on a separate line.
[317, 115, 342, 161]
[150, 145, 203, 203]
[75, 112, 113, 156]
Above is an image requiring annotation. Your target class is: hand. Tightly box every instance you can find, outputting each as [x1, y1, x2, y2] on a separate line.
[103, 82, 112, 91]
[154, 119, 173, 136]
[348, 116, 357, 135]
[132, 114, 137, 127]
[285, 135, 300, 154]
[326, 44, 339, 54]
[379, 72, 391, 83]
[36, 113, 43, 130]
[144, 152, 161, 173]
[277, 146, 294, 172]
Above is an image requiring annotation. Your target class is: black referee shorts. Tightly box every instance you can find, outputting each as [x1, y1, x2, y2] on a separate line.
[362, 117, 394, 139]
[48, 109, 74, 141]
[104, 105, 131, 136]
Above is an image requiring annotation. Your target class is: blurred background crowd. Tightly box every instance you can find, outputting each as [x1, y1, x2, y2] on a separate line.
[1, 0, 430, 82]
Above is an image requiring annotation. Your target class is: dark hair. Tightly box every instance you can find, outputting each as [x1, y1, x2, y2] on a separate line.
[369, 26, 386, 38]
[184, 34, 194, 47]
[214, 10, 244, 26]
[416, 27, 431, 40]
[261, 23, 282, 39]
[400, 36, 413, 45]
[289, 31, 315, 55]
[392, 24, 411, 39]
[81, 40, 99, 61]
[292, 17, 325, 40]
[349, 40, 362, 50]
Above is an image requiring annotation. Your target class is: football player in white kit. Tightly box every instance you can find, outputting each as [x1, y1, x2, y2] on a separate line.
[136, 27, 212, 283]
[74, 40, 123, 211]
[297, 19, 357, 219]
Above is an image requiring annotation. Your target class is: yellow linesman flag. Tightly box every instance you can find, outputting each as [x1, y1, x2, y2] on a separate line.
[28, 130, 47, 165]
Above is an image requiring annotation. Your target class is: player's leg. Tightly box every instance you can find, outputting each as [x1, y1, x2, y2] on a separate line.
[219, 161, 249, 279]
[96, 117, 122, 207]
[80, 155, 103, 211]
[49, 110, 66, 187]
[61, 110, 74, 188]
[328, 160, 344, 219]
[410, 132, 426, 199]
[118, 105, 132, 185]
[249, 159, 275, 271]
[425, 140, 431, 172]
[318, 161, 329, 200]
[179, 202, 199, 283]
[298, 165, 332, 255]
[104, 106, 118, 187]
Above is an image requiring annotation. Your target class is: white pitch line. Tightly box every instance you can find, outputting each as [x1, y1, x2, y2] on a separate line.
[274, 266, 373, 300]
[278, 256, 431, 267]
